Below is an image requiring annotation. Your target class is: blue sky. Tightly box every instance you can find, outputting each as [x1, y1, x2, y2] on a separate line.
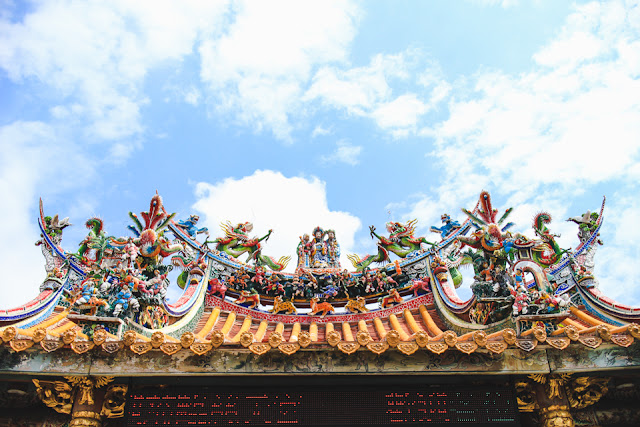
[1, 0, 639, 308]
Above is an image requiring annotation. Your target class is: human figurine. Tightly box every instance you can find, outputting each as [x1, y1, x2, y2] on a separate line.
[325, 229, 341, 268]
[297, 234, 311, 267]
[311, 227, 327, 268]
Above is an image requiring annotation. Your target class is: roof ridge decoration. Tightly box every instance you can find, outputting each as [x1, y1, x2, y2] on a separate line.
[1, 191, 638, 360]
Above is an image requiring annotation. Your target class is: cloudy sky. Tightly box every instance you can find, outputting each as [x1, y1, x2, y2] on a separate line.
[1, 0, 639, 309]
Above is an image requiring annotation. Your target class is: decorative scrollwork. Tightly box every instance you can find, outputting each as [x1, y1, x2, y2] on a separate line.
[566, 376, 609, 409]
[101, 384, 128, 418]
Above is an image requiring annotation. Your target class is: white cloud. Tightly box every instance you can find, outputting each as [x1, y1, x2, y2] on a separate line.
[321, 140, 363, 166]
[199, 0, 361, 141]
[193, 170, 361, 270]
[311, 125, 332, 138]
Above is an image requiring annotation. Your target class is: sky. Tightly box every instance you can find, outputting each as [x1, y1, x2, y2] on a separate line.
[1, 0, 639, 309]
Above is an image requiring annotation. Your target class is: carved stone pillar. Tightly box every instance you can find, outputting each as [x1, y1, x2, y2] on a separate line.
[516, 374, 609, 427]
[32, 376, 128, 427]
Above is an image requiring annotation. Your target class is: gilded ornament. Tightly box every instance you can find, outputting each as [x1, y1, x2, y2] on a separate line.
[473, 330, 487, 347]
[210, 330, 225, 347]
[298, 331, 312, 348]
[71, 341, 95, 354]
[413, 330, 428, 347]
[596, 324, 611, 341]
[190, 342, 212, 356]
[564, 325, 579, 341]
[385, 330, 401, 347]
[130, 342, 152, 355]
[32, 327, 47, 343]
[122, 330, 137, 346]
[326, 330, 341, 347]
[443, 330, 457, 347]
[249, 343, 271, 355]
[269, 331, 283, 348]
[62, 329, 78, 345]
[533, 327, 547, 342]
[486, 340, 507, 354]
[65, 376, 114, 406]
[502, 328, 517, 345]
[366, 341, 389, 355]
[32, 379, 73, 414]
[101, 384, 128, 419]
[579, 336, 602, 349]
[92, 329, 107, 346]
[546, 337, 570, 350]
[455, 341, 478, 354]
[180, 331, 195, 348]
[1, 326, 17, 342]
[516, 339, 537, 352]
[102, 341, 123, 354]
[10, 339, 34, 352]
[279, 343, 300, 355]
[566, 376, 609, 409]
[356, 330, 372, 346]
[239, 331, 254, 348]
[41, 339, 64, 352]
[426, 342, 448, 354]
[150, 331, 165, 348]
[515, 381, 536, 412]
[69, 411, 102, 427]
[539, 405, 574, 427]
[396, 341, 418, 355]
[160, 342, 182, 355]
[628, 323, 640, 338]
[337, 342, 360, 355]
[610, 334, 633, 348]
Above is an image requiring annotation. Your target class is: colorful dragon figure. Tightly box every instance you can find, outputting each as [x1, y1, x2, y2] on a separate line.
[348, 220, 435, 271]
[111, 193, 183, 269]
[430, 213, 461, 239]
[212, 221, 290, 271]
[531, 212, 569, 266]
[175, 214, 209, 241]
[457, 191, 514, 255]
[74, 218, 112, 265]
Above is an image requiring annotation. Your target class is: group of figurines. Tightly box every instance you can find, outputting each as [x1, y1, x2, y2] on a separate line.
[36, 190, 603, 325]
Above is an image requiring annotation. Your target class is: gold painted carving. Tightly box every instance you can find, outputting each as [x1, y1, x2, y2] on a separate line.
[101, 384, 128, 419]
[533, 326, 547, 342]
[596, 324, 611, 341]
[71, 341, 95, 354]
[92, 329, 107, 346]
[326, 330, 341, 347]
[41, 339, 64, 352]
[249, 343, 270, 355]
[564, 325, 579, 341]
[70, 411, 102, 427]
[539, 405, 574, 427]
[546, 337, 570, 350]
[443, 330, 457, 347]
[10, 339, 34, 352]
[190, 342, 212, 356]
[502, 328, 517, 345]
[130, 342, 152, 355]
[32, 327, 47, 343]
[1, 326, 17, 342]
[62, 329, 78, 345]
[210, 330, 225, 347]
[150, 331, 165, 348]
[102, 341, 123, 354]
[486, 340, 508, 354]
[578, 335, 602, 349]
[529, 374, 571, 400]
[298, 331, 312, 348]
[32, 379, 73, 414]
[356, 330, 372, 346]
[426, 342, 448, 354]
[385, 330, 400, 347]
[65, 376, 114, 406]
[473, 330, 487, 347]
[566, 376, 609, 410]
[279, 343, 300, 355]
[122, 330, 137, 346]
[338, 342, 360, 355]
[413, 330, 428, 347]
[269, 331, 283, 348]
[180, 331, 195, 348]
[455, 341, 478, 354]
[160, 342, 182, 355]
[515, 381, 536, 412]
[366, 341, 389, 354]
[628, 323, 640, 338]
[610, 334, 633, 348]
[239, 331, 254, 348]
[396, 341, 418, 355]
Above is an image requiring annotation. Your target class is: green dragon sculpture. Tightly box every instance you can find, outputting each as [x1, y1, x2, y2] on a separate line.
[212, 221, 291, 271]
[348, 220, 435, 271]
[74, 218, 112, 265]
[531, 212, 569, 266]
